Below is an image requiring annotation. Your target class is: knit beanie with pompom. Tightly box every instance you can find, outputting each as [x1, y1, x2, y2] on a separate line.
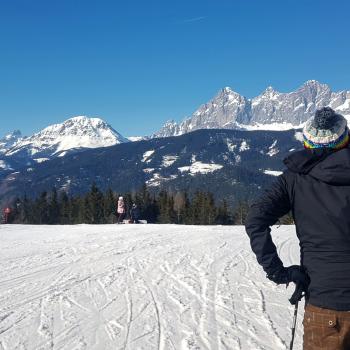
[303, 107, 349, 149]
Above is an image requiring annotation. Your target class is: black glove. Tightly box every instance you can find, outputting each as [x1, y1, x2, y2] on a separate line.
[267, 265, 310, 305]
[267, 265, 309, 287]
[289, 282, 306, 305]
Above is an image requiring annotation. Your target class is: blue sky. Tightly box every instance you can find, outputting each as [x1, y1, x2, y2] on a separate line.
[1, 0, 349, 137]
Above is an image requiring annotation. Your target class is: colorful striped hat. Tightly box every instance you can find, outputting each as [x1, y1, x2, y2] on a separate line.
[303, 107, 349, 150]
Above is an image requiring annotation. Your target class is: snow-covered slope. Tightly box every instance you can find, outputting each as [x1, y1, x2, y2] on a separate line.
[6, 116, 128, 158]
[0, 224, 304, 350]
[154, 80, 350, 137]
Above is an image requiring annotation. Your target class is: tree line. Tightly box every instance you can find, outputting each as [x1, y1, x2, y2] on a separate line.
[3, 183, 293, 225]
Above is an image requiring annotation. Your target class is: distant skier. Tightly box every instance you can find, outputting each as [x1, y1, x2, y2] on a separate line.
[130, 203, 140, 224]
[117, 196, 125, 224]
[246, 107, 350, 349]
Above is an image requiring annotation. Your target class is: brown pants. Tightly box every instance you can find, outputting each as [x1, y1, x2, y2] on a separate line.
[303, 304, 350, 350]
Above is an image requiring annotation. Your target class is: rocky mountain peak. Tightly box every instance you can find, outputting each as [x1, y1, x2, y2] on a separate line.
[216, 86, 243, 101]
[154, 81, 350, 137]
[303, 79, 323, 88]
[259, 86, 280, 99]
[299, 79, 330, 94]
[0, 130, 23, 154]
[222, 86, 233, 93]
[6, 130, 22, 139]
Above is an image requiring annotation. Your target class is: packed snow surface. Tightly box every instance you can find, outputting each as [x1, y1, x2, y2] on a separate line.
[0, 225, 304, 350]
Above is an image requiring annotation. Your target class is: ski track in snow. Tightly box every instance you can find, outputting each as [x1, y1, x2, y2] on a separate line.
[0, 225, 304, 350]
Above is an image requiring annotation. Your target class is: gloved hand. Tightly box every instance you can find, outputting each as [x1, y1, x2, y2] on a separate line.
[286, 265, 310, 288]
[267, 265, 310, 305]
[267, 265, 309, 288]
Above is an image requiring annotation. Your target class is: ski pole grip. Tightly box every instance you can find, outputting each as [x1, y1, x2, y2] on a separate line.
[289, 283, 304, 305]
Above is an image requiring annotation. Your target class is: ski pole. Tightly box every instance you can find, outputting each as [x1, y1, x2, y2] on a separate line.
[289, 299, 299, 350]
[289, 282, 305, 350]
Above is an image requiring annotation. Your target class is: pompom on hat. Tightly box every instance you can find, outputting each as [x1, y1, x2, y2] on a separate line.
[303, 107, 349, 150]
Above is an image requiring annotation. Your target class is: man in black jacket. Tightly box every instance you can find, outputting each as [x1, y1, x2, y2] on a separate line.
[246, 107, 350, 349]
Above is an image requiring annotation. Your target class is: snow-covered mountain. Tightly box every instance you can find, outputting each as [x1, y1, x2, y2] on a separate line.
[5, 116, 128, 160]
[0, 130, 22, 154]
[154, 80, 350, 138]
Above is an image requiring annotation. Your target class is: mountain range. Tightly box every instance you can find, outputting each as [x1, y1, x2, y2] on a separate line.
[1, 80, 349, 161]
[154, 80, 350, 137]
[0, 80, 349, 206]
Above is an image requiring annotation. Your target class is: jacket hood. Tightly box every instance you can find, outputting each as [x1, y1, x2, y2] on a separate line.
[284, 147, 350, 185]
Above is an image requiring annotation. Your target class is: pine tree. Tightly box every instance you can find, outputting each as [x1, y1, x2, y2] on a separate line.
[72, 196, 85, 224]
[204, 192, 216, 225]
[149, 196, 160, 223]
[167, 195, 176, 223]
[157, 190, 175, 223]
[138, 184, 158, 223]
[83, 195, 91, 224]
[187, 191, 196, 224]
[157, 190, 168, 223]
[48, 188, 60, 224]
[84, 183, 105, 224]
[215, 199, 233, 225]
[186, 191, 219, 225]
[123, 192, 133, 221]
[59, 191, 71, 224]
[21, 194, 33, 223]
[35, 192, 49, 224]
[104, 188, 116, 223]
[181, 191, 191, 224]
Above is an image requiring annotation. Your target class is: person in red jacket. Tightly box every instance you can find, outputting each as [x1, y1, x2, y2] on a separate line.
[246, 107, 350, 349]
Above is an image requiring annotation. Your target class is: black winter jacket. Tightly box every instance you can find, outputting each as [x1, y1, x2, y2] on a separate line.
[246, 147, 350, 311]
